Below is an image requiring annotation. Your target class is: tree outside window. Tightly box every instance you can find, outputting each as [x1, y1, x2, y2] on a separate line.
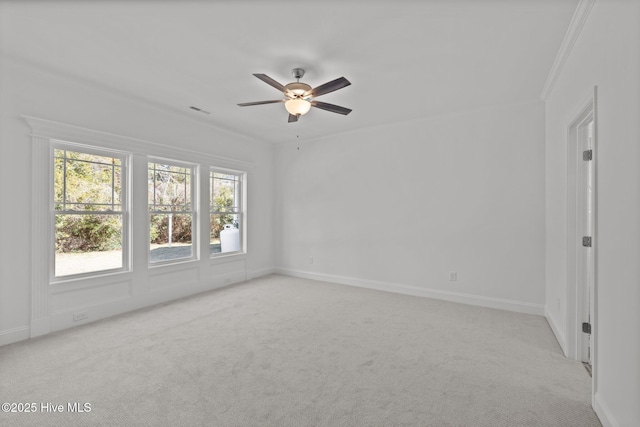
[53, 147, 127, 277]
[210, 171, 243, 255]
[148, 161, 195, 263]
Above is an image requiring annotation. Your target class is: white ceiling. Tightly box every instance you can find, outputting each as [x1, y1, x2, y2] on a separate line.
[0, 0, 578, 144]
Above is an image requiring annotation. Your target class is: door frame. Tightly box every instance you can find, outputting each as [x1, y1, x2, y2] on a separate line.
[576, 111, 594, 365]
[565, 86, 598, 400]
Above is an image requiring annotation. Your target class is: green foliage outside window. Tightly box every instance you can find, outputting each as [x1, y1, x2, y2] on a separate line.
[211, 185, 236, 239]
[54, 154, 241, 252]
[210, 173, 239, 240]
[54, 149, 123, 253]
[56, 215, 122, 252]
[149, 214, 192, 244]
[148, 162, 193, 244]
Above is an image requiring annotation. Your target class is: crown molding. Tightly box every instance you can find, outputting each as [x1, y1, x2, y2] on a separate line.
[22, 115, 255, 172]
[541, 0, 596, 101]
[2, 53, 268, 146]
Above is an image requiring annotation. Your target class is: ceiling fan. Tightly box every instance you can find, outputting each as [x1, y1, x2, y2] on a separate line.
[238, 68, 352, 123]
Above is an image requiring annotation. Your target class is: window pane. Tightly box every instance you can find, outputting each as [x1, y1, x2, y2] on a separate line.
[210, 214, 239, 254]
[54, 157, 65, 206]
[54, 149, 122, 212]
[76, 151, 119, 166]
[210, 170, 242, 258]
[53, 146, 126, 279]
[211, 172, 239, 211]
[148, 161, 195, 265]
[55, 214, 123, 277]
[63, 157, 121, 210]
[148, 163, 191, 211]
[55, 149, 119, 166]
[150, 213, 193, 263]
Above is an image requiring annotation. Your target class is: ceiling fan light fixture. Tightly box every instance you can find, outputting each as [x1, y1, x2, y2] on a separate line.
[238, 70, 351, 123]
[285, 98, 311, 116]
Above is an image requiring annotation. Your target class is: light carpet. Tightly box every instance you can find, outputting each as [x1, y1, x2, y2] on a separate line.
[0, 274, 601, 426]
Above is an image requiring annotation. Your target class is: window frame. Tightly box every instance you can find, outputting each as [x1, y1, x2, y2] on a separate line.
[147, 157, 198, 266]
[50, 141, 130, 282]
[209, 168, 246, 258]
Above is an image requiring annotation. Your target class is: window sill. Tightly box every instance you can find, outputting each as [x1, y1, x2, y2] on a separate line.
[50, 269, 133, 293]
[148, 257, 199, 270]
[209, 252, 246, 265]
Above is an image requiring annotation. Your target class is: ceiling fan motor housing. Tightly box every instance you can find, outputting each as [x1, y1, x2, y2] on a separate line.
[238, 69, 352, 122]
[285, 82, 312, 98]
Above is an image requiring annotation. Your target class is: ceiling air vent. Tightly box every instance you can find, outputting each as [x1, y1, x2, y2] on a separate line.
[189, 106, 211, 114]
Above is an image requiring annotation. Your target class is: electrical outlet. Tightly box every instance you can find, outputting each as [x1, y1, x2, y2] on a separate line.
[449, 271, 457, 282]
[73, 311, 88, 322]
[309, 256, 314, 265]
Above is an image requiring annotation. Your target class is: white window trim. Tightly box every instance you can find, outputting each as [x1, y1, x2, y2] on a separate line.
[23, 115, 255, 170]
[210, 167, 247, 258]
[148, 157, 199, 267]
[50, 141, 131, 282]
[23, 115, 254, 338]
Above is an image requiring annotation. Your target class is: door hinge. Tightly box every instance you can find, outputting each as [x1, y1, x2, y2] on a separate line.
[582, 236, 592, 247]
[583, 149, 593, 161]
[582, 322, 592, 334]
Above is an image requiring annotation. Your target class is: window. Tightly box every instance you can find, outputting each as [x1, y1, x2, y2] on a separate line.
[53, 145, 127, 278]
[210, 170, 243, 256]
[148, 160, 196, 264]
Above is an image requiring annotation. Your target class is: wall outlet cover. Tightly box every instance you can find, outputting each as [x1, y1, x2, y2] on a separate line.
[73, 311, 88, 322]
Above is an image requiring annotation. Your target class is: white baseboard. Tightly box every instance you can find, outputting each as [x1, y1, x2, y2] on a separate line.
[0, 326, 30, 347]
[3, 267, 266, 347]
[276, 268, 545, 316]
[248, 267, 276, 280]
[3, 267, 544, 347]
[544, 307, 567, 356]
[594, 392, 619, 427]
[47, 273, 246, 334]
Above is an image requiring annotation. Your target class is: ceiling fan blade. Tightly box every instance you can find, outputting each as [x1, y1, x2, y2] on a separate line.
[288, 113, 299, 123]
[253, 74, 292, 96]
[237, 100, 284, 107]
[311, 101, 352, 115]
[305, 77, 351, 98]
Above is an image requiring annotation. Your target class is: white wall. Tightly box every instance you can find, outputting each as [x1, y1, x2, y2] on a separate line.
[545, 1, 640, 426]
[0, 58, 275, 345]
[275, 100, 546, 314]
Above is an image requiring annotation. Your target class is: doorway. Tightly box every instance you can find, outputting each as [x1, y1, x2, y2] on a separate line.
[565, 88, 597, 384]
[577, 116, 594, 369]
